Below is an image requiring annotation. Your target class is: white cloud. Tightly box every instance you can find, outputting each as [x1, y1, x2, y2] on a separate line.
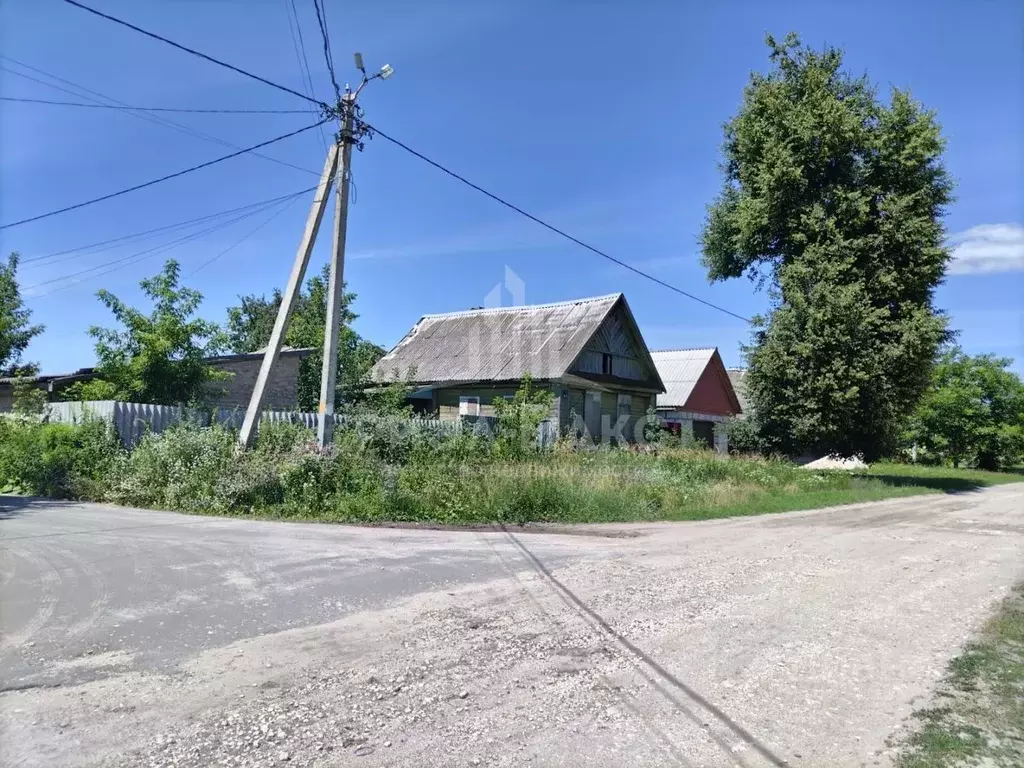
[948, 223, 1024, 275]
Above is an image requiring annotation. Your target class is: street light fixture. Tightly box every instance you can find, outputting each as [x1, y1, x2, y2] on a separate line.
[349, 54, 394, 103]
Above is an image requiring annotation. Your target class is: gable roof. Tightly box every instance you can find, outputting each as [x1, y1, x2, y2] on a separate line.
[651, 348, 742, 412]
[371, 293, 662, 387]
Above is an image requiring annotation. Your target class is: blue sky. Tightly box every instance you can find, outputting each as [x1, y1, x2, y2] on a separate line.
[2, 0, 1022, 375]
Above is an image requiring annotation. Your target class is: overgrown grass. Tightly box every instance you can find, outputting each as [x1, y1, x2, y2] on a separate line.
[2, 418, 1022, 525]
[0, 415, 121, 499]
[894, 585, 1024, 767]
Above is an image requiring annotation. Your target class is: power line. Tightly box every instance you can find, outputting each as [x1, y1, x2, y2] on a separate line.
[28, 207, 273, 290]
[187, 194, 304, 277]
[365, 123, 754, 324]
[284, 0, 330, 153]
[0, 96, 310, 114]
[61, 0, 327, 109]
[312, 0, 342, 104]
[1, 59, 321, 178]
[29, 199, 294, 297]
[22, 188, 316, 267]
[1, 119, 329, 231]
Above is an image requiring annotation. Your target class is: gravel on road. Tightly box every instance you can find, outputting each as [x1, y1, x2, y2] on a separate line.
[1, 484, 1022, 767]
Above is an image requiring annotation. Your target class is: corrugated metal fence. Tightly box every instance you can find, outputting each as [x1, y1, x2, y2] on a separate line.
[44, 401, 199, 448]
[42, 401, 556, 448]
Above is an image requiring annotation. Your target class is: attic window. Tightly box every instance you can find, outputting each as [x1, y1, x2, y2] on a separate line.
[602, 353, 613, 375]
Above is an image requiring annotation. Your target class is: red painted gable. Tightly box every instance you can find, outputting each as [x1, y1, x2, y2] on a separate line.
[684, 352, 741, 416]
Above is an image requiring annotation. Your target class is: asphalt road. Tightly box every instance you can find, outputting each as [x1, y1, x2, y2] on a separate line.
[1, 486, 1022, 767]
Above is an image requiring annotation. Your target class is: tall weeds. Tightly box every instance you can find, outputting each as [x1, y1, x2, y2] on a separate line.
[0, 416, 855, 523]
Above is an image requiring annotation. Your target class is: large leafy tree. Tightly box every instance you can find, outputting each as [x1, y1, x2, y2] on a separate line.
[1, 252, 44, 376]
[907, 348, 1024, 470]
[67, 260, 228, 405]
[702, 34, 953, 459]
[226, 264, 384, 410]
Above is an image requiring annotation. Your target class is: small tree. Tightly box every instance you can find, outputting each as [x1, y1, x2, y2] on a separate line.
[364, 367, 416, 418]
[226, 265, 384, 410]
[1, 252, 44, 376]
[66, 260, 227, 405]
[907, 348, 1024, 469]
[12, 373, 48, 415]
[492, 374, 555, 459]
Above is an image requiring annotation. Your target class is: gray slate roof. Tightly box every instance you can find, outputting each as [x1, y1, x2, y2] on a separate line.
[650, 348, 718, 409]
[372, 294, 624, 384]
[0, 349, 315, 386]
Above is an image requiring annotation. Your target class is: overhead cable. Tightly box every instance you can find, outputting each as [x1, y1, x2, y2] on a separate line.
[311, 0, 342, 104]
[1, 120, 329, 231]
[1, 59, 321, 178]
[0, 96, 310, 114]
[187, 195, 304, 277]
[366, 123, 754, 324]
[22, 188, 316, 267]
[29, 200, 293, 297]
[285, 0, 330, 153]
[61, 0, 327, 108]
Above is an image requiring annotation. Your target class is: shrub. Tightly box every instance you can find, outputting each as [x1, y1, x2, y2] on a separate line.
[213, 451, 286, 513]
[0, 416, 120, 499]
[391, 462, 482, 522]
[351, 415, 428, 465]
[493, 374, 554, 460]
[112, 423, 235, 511]
[254, 421, 314, 456]
[0, 416, 38, 492]
[725, 417, 767, 456]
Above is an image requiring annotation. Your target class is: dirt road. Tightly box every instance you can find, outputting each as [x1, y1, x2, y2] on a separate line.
[2, 485, 1022, 767]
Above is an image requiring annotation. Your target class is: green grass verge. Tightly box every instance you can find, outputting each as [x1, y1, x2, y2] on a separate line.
[863, 463, 1024, 492]
[663, 480, 941, 522]
[893, 584, 1024, 767]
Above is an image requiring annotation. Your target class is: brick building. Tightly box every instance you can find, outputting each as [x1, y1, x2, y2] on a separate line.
[0, 347, 314, 412]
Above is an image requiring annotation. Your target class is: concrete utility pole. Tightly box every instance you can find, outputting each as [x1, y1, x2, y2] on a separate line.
[237, 54, 393, 450]
[316, 93, 354, 447]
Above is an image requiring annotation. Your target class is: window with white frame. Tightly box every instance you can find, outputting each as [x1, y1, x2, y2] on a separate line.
[458, 396, 480, 416]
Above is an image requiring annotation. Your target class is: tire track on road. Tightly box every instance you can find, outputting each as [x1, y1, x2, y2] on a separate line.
[477, 533, 701, 767]
[500, 528, 787, 767]
[0, 545, 62, 651]
[41, 539, 112, 641]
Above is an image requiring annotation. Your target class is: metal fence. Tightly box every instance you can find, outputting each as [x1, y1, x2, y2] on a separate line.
[41, 400, 556, 448]
[43, 401, 202, 448]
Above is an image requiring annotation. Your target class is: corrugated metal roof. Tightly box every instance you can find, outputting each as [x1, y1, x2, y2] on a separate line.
[371, 294, 623, 383]
[650, 348, 717, 408]
[0, 370, 83, 386]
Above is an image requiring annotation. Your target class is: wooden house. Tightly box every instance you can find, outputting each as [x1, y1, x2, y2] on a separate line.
[370, 293, 665, 443]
